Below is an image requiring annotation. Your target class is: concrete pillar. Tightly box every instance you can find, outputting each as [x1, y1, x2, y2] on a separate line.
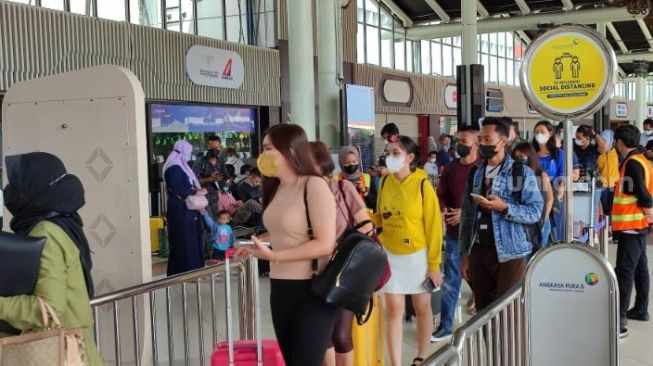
[317, 0, 341, 145]
[461, 0, 477, 65]
[287, 0, 316, 139]
[636, 76, 647, 130]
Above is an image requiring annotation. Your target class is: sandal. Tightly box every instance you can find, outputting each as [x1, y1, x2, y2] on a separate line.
[411, 357, 425, 366]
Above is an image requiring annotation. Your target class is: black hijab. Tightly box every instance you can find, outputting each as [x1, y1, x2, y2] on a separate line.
[4, 153, 94, 298]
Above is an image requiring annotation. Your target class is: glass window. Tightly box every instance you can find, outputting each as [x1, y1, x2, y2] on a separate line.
[70, 0, 89, 15]
[357, 0, 365, 22]
[225, 0, 243, 16]
[381, 30, 393, 68]
[380, 7, 392, 30]
[442, 44, 452, 76]
[421, 40, 431, 74]
[41, 0, 64, 10]
[255, 9, 276, 48]
[358, 23, 366, 64]
[406, 41, 413, 72]
[498, 57, 506, 84]
[506, 32, 514, 59]
[394, 30, 406, 71]
[365, 0, 379, 25]
[98, 0, 126, 21]
[432, 41, 442, 75]
[514, 60, 520, 86]
[489, 33, 497, 55]
[514, 38, 523, 59]
[452, 36, 462, 47]
[507, 58, 514, 85]
[180, 0, 195, 34]
[366, 25, 380, 65]
[197, 0, 224, 39]
[130, 0, 161, 27]
[481, 34, 489, 54]
[227, 15, 248, 43]
[453, 47, 461, 75]
[490, 55, 497, 83]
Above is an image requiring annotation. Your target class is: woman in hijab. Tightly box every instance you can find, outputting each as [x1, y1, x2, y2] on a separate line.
[338, 147, 369, 199]
[164, 140, 207, 275]
[2, 152, 102, 365]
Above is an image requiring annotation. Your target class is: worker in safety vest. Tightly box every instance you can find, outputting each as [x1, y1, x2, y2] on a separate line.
[612, 125, 653, 339]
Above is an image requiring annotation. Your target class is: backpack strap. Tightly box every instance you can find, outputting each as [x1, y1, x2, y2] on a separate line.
[337, 180, 355, 227]
[303, 181, 318, 277]
[511, 161, 524, 204]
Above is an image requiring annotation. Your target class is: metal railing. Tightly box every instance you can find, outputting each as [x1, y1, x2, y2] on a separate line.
[90, 257, 257, 366]
[424, 286, 524, 366]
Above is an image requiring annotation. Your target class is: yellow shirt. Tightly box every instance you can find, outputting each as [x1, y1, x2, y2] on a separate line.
[597, 148, 619, 188]
[372, 169, 443, 271]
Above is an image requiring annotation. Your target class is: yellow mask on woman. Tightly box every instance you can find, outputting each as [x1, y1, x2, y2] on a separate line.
[257, 153, 278, 177]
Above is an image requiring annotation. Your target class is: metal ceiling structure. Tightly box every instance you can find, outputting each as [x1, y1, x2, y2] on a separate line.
[384, 0, 653, 76]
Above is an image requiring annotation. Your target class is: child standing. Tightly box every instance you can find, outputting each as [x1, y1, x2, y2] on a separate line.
[203, 210, 234, 263]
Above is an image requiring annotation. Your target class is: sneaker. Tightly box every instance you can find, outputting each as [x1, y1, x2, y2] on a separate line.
[627, 309, 650, 321]
[431, 327, 452, 343]
[619, 327, 629, 339]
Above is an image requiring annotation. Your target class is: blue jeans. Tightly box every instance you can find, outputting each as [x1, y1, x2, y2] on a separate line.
[439, 236, 463, 333]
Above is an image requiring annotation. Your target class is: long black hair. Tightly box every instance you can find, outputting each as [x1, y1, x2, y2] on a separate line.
[532, 120, 560, 161]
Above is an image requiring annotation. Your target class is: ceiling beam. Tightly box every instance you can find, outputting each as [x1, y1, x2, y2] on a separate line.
[606, 22, 629, 53]
[515, 0, 531, 15]
[637, 19, 653, 50]
[477, 1, 489, 18]
[617, 52, 653, 63]
[424, 0, 451, 23]
[561, 0, 574, 11]
[379, 0, 413, 27]
[406, 6, 646, 40]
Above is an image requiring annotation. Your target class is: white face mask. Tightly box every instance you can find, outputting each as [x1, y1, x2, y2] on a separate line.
[535, 133, 550, 145]
[574, 139, 584, 146]
[385, 155, 406, 173]
[428, 158, 437, 163]
[645, 130, 653, 136]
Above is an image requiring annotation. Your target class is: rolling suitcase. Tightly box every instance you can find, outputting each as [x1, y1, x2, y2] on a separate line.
[352, 294, 384, 366]
[211, 255, 285, 366]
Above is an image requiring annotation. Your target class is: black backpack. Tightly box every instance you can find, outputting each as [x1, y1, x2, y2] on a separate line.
[304, 182, 388, 325]
[467, 161, 544, 251]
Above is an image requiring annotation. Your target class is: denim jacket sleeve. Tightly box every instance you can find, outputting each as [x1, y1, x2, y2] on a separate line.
[503, 166, 544, 225]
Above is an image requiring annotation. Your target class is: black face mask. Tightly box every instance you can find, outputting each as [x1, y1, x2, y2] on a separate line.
[479, 144, 499, 160]
[456, 144, 472, 158]
[342, 164, 359, 175]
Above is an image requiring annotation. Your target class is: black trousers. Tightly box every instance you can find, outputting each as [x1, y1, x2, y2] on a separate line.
[615, 233, 650, 326]
[270, 279, 337, 366]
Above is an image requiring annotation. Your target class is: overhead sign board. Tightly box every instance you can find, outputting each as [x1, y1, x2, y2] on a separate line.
[520, 25, 617, 120]
[444, 84, 457, 109]
[186, 45, 245, 89]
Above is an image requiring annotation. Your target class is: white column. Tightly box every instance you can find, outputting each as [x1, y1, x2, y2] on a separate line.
[287, 0, 316, 139]
[317, 0, 341, 145]
[636, 76, 647, 130]
[461, 0, 477, 65]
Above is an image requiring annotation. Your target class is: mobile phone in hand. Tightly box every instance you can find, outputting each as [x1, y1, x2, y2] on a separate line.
[421, 278, 440, 293]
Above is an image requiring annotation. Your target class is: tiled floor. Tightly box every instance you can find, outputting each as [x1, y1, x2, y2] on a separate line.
[113, 244, 652, 365]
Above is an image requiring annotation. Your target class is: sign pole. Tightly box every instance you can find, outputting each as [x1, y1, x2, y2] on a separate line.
[564, 118, 575, 243]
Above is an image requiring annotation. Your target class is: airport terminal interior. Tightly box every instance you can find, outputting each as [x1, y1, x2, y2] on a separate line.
[1, 0, 653, 365]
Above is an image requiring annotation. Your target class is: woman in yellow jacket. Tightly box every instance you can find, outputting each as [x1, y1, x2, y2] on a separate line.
[373, 135, 443, 366]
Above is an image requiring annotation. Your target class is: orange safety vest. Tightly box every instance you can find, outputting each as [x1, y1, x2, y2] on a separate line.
[612, 153, 653, 232]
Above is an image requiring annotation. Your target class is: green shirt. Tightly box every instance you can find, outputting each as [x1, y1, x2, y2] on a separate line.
[0, 221, 102, 365]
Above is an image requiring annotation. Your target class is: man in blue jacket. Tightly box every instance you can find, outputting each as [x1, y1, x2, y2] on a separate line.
[459, 117, 544, 311]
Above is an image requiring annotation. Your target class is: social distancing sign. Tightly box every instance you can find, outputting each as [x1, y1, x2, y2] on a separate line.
[521, 25, 617, 120]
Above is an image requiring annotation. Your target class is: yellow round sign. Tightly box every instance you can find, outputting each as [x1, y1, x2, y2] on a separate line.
[521, 26, 616, 120]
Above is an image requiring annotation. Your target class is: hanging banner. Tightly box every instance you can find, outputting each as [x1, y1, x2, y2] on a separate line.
[524, 244, 618, 366]
[520, 25, 617, 120]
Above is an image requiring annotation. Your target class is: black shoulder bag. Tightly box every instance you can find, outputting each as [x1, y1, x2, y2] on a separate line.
[304, 181, 388, 325]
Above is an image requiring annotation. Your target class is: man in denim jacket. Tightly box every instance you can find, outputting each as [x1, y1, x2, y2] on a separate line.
[459, 118, 543, 311]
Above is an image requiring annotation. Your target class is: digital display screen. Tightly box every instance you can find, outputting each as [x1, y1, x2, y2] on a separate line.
[150, 103, 256, 133]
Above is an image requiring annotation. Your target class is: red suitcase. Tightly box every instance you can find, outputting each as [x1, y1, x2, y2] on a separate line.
[211, 256, 285, 366]
[211, 340, 284, 365]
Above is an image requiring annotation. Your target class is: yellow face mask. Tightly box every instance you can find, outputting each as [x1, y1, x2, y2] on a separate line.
[257, 153, 278, 177]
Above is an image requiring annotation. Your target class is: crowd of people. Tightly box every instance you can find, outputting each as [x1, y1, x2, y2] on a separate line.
[1, 113, 652, 366]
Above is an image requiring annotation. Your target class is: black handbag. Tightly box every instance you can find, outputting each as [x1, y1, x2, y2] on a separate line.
[303, 183, 388, 325]
[0, 232, 46, 334]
